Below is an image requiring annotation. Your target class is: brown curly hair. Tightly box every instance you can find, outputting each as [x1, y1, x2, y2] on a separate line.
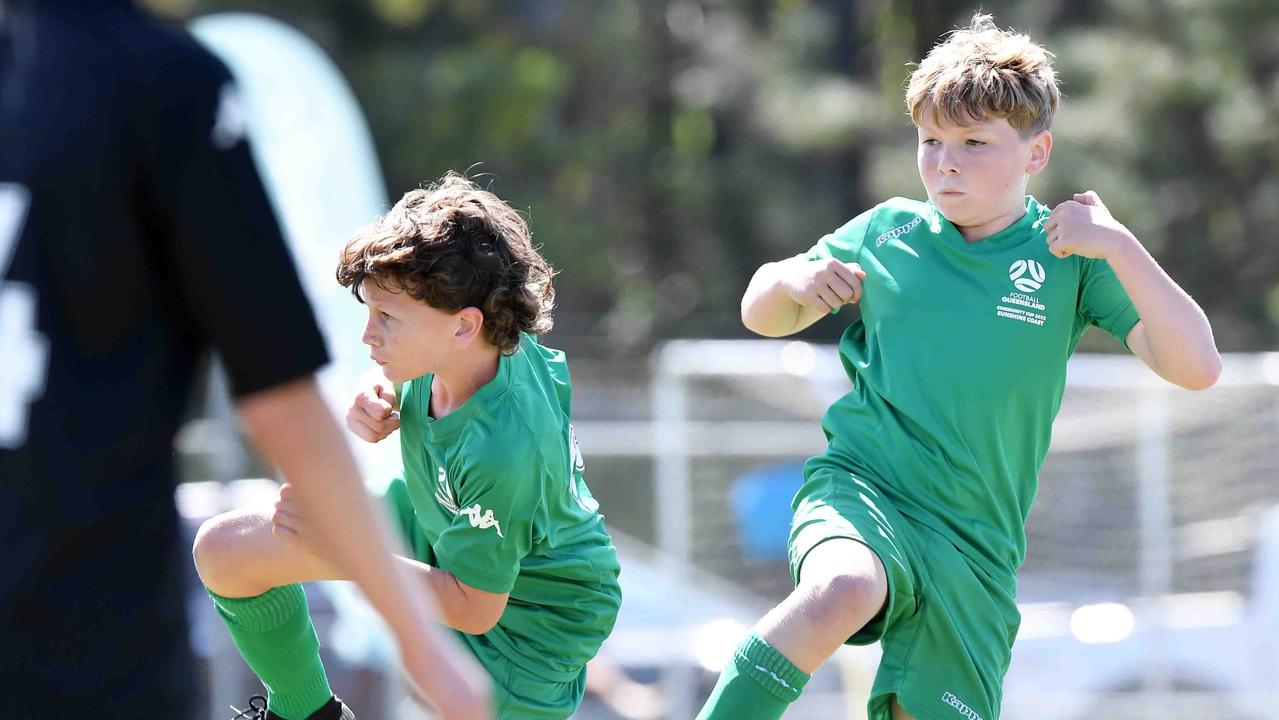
[336, 173, 554, 355]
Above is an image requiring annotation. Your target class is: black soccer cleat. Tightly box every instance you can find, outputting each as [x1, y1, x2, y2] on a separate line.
[228, 696, 268, 720]
[228, 695, 356, 720]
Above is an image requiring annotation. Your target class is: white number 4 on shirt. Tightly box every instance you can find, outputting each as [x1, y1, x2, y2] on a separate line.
[0, 183, 49, 449]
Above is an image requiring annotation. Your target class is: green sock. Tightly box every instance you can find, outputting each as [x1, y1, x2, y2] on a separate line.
[695, 631, 810, 720]
[208, 584, 333, 720]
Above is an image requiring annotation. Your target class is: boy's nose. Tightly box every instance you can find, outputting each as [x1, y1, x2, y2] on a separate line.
[937, 150, 960, 174]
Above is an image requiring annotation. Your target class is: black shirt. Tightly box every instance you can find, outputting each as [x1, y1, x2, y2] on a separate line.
[0, 0, 328, 713]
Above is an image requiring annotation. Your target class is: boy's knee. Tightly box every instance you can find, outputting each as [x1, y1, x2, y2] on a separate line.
[192, 511, 259, 595]
[801, 568, 888, 636]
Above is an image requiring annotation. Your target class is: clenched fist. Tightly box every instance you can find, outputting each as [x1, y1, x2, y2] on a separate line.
[1044, 191, 1137, 260]
[781, 258, 867, 312]
[346, 379, 400, 443]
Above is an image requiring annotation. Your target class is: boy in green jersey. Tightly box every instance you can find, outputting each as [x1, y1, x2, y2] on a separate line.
[696, 14, 1221, 720]
[194, 174, 622, 720]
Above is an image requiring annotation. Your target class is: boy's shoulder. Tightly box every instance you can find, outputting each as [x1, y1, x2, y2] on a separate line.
[870, 196, 934, 224]
[519, 333, 568, 373]
[856, 197, 937, 247]
[511, 334, 574, 402]
[463, 337, 569, 468]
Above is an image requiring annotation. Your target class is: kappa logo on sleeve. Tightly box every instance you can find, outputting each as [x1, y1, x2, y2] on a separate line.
[460, 504, 504, 538]
[434, 467, 504, 538]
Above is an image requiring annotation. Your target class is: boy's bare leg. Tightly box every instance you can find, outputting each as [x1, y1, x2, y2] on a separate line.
[194, 506, 344, 598]
[756, 537, 888, 673]
[193, 505, 357, 719]
[696, 537, 888, 719]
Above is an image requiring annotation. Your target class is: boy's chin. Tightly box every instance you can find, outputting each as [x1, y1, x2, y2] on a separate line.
[932, 198, 989, 226]
[384, 367, 429, 384]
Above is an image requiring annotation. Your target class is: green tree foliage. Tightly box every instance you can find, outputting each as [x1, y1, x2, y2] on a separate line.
[169, 0, 1279, 351]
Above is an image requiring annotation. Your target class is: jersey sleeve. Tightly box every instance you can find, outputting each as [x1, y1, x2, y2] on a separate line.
[1077, 257, 1141, 347]
[432, 439, 542, 594]
[134, 42, 328, 397]
[801, 206, 878, 263]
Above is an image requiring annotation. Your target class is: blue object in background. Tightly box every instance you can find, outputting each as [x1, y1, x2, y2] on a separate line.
[730, 462, 805, 561]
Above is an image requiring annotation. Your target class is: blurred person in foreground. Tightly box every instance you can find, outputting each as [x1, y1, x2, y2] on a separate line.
[0, 1, 489, 718]
[696, 14, 1221, 720]
[194, 174, 622, 719]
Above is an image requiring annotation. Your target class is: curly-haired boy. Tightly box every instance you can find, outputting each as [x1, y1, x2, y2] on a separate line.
[195, 174, 621, 720]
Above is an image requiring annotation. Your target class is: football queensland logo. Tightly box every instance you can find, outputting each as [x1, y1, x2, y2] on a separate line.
[1008, 259, 1046, 293]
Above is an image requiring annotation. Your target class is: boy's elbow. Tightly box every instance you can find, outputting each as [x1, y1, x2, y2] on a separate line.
[1181, 354, 1222, 391]
[458, 607, 503, 635]
[451, 583, 508, 635]
[462, 616, 500, 636]
[740, 297, 765, 335]
[1181, 358, 1222, 388]
[741, 312, 789, 338]
[741, 301, 797, 338]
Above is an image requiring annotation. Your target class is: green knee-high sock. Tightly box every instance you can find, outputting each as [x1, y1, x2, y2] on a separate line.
[209, 584, 333, 720]
[695, 631, 810, 720]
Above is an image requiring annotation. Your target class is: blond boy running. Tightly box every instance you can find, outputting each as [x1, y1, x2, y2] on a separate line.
[696, 15, 1220, 720]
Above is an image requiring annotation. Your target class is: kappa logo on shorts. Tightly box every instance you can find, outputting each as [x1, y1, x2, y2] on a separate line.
[875, 215, 923, 247]
[941, 692, 984, 720]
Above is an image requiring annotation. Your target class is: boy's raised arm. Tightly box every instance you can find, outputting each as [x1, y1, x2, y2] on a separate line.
[1045, 191, 1221, 390]
[742, 257, 866, 337]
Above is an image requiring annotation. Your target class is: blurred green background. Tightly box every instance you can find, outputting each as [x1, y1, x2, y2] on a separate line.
[149, 0, 1279, 355]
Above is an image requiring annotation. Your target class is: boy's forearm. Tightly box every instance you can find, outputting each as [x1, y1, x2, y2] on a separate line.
[1108, 236, 1221, 388]
[395, 557, 503, 635]
[742, 260, 804, 337]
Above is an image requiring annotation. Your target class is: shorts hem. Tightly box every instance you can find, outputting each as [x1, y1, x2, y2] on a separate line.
[869, 689, 973, 720]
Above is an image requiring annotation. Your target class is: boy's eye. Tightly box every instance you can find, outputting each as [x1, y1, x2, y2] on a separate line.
[380, 311, 393, 321]
[922, 138, 939, 146]
[966, 139, 986, 147]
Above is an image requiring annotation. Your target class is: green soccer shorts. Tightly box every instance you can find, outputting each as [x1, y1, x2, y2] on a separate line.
[376, 476, 586, 720]
[788, 470, 1021, 720]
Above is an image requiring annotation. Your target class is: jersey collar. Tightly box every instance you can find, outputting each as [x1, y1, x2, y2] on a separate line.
[419, 342, 517, 441]
[929, 195, 1047, 254]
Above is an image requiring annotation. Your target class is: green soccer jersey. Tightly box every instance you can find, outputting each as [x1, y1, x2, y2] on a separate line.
[803, 195, 1139, 583]
[397, 333, 621, 681]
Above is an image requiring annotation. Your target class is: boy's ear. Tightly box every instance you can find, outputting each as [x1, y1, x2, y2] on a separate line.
[1026, 130, 1052, 175]
[453, 307, 486, 346]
